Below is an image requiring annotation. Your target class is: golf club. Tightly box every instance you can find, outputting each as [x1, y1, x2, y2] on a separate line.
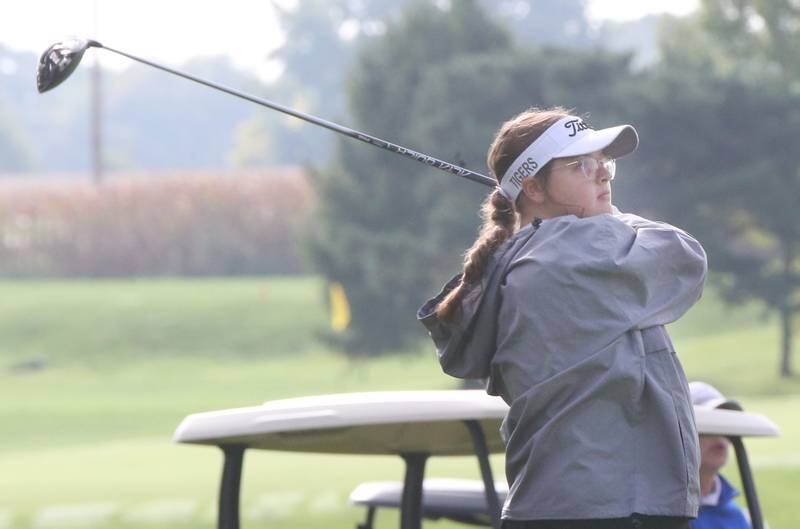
[37, 37, 495, 187]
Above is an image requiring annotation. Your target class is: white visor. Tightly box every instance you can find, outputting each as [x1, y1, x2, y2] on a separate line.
[498, 115, 639, 203]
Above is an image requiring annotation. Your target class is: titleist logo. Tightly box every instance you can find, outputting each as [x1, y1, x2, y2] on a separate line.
[564, 119, 589, 137]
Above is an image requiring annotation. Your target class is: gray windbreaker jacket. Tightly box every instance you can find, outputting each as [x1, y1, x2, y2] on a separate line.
[418, 212, 707, 520]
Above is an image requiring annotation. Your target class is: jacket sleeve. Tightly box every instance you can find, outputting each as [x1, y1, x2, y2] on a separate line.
[610, 212, 707, 328]
[503, 214, 707, 347]
[417, 223, 543, 383]
[418, 273, 498, 380]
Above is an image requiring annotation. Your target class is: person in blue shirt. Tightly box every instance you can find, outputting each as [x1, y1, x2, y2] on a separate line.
[689, 381, 752, 529]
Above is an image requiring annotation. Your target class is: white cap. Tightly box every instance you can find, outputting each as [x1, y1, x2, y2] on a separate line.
[498, 115, 638, 203]
[689, 381, 743, 411]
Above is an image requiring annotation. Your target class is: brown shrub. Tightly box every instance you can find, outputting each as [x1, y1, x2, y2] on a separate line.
[0, 168, 315, 277]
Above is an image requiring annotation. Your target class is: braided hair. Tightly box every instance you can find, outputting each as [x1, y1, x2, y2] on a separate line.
[435, 107, 569, 321]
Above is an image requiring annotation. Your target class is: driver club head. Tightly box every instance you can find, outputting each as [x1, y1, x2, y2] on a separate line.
[37, 38, 102, 93]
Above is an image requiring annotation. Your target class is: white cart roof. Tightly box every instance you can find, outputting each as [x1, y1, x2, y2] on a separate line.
[174, 390, 779, 455]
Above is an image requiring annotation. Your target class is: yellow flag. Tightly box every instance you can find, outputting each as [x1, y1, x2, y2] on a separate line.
[329, 282, 351, 332]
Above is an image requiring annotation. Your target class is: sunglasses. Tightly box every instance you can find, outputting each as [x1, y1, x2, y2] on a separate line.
[553, 157, 616, 181]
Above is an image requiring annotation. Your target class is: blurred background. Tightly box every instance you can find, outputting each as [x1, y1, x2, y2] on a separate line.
[0, 0, 798, 528]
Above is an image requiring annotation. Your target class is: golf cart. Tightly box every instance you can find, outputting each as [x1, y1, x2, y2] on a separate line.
[348, 403, 779, 529]
[174, 390, 778, 529]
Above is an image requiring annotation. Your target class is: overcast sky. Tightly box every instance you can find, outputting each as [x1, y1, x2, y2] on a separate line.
[1, 0, 698, 79]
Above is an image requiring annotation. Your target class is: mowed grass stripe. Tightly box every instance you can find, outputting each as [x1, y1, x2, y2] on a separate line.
[3, 435, 797, 529]
[0, 277, 327, 365]
[0, 353, 458, 452]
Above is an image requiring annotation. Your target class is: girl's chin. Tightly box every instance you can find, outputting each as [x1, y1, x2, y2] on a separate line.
[592, 204, 614, 216]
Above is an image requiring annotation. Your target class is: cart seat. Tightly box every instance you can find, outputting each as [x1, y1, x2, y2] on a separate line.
[350, 478, 508, 529]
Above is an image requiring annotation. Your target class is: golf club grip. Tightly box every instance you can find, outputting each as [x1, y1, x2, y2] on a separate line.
[99, 44, 495, 188]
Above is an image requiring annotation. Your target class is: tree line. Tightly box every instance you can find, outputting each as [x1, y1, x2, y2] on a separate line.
[306, 0, 799, 378]
[0, 0, 653, 174]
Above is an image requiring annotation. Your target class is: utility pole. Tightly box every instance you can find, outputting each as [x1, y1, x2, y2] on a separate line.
[90, 0, 103, 184]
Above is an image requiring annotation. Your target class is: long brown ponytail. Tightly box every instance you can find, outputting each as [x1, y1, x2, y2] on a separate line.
[435, 107, 570, 322]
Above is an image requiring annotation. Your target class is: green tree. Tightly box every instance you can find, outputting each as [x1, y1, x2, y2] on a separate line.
[235, 0, 605, 167]
[0, 103, 34, 173]
[406, 46, 637, 277]
[228, 113, 275, 168]
[309, 0, 636, 353]
[698, 0, 800, 81]
[308, 0, 513, 353]
[490, 0, 595, 47]
[232, 0, 411, 167]
[625, 0, 800, 377]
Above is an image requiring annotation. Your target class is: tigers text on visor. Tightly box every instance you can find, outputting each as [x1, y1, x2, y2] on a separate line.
[498, 116, 639, 203]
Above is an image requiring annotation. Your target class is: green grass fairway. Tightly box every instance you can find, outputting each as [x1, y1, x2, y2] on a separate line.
[667, 285, 800, 396]
[0, 277, 798, 528]
[716, 394, 800, 529]
[0, 277, 328, 366]
[1, 353, 465, 529]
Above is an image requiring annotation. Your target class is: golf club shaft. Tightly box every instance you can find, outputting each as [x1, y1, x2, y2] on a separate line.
[100, 44, 495, 188]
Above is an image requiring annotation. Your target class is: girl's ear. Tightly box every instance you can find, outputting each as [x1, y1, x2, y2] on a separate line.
[521, 177, 546, 204]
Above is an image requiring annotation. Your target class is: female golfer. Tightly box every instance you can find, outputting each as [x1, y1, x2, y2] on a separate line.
[419, 107, 706, 529]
